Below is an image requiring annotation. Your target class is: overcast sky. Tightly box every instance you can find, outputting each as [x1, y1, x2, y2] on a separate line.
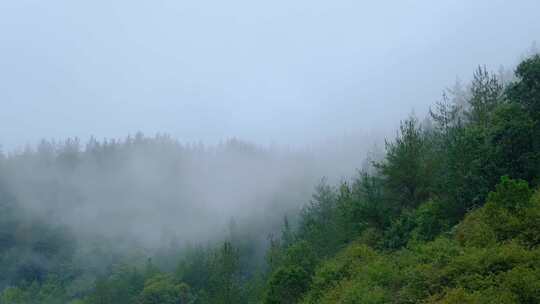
[1, 0, 539, 150]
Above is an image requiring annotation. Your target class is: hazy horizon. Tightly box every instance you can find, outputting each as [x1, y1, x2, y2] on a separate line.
[1, 0, 539, 150]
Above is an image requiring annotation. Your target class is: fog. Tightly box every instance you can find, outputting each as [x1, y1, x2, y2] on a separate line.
[1, 1, 539, 149]
[0, 1, 539, 274]
[0, 133, 384, 262]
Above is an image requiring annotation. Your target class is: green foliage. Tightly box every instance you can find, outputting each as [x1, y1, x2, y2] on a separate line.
[297, 180, 342, 258]
[410, 200, 449, 242]
[85, 265, 145, 304]
[376, 116, 432, 210]
[175, 246, 212, 293]
[207, 242, 243, 304]
[299, 231, 540, 304]
[290, 176, 540, 304]
[138, 274, 192, 304]
[434, 123, 491, 219]
[263, 241, 317, 304]
[260, 56, 540, 303]
[466, 66, 503, 127]
[507, 54, 540, 186]
[487, 176, 533, 211]
[0, 277, 69, 304]
[488, 104, 537, 181]
[302, 244, 378, 303]
[1, 286, 29, 304]
[264, 266, 311, 304]
[382, 200, 448, 249]
[507, 54, 540, 121]
[455, 208, 497, 248]
[382, 210, 417, 250]
[457, 178, 540, 248]
[336, 172, 389, 241]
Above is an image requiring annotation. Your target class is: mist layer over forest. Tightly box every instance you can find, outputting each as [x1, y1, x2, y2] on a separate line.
[0, 131, 382, 290]
[2, 51, 540, 303]
[2, 132, 382, 242]
[2, 1, 540, 303]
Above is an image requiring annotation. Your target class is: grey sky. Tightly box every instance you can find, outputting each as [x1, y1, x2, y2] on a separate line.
[1, 0, 539, 149]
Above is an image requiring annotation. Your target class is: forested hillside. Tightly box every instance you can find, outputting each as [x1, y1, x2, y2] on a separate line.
[1, 54, 539, 303]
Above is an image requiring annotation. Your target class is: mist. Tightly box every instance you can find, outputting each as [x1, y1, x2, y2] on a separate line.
[0, 132, 383, 264]
[1, 1, 540, 302]
[0, 0, 537, 243]
[0, 0, 538, 261]
[1, 1, 539, 150]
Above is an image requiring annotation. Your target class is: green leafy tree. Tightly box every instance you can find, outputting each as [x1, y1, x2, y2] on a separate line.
[466, 66, 503, 127]
[263, 241, 317, 304]
[507, 54, 540, 122]
[175, 246, 212, 294]
[297, 180, 341, 257]
[138, 274, 192, 304]
[375, 116, 432, 210]
[506, 54, 540, 185]
[208, 242, 243, 304]
[487, 103, 537, 182]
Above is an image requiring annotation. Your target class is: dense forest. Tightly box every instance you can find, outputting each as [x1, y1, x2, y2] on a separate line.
[1, 54, 540, 303]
